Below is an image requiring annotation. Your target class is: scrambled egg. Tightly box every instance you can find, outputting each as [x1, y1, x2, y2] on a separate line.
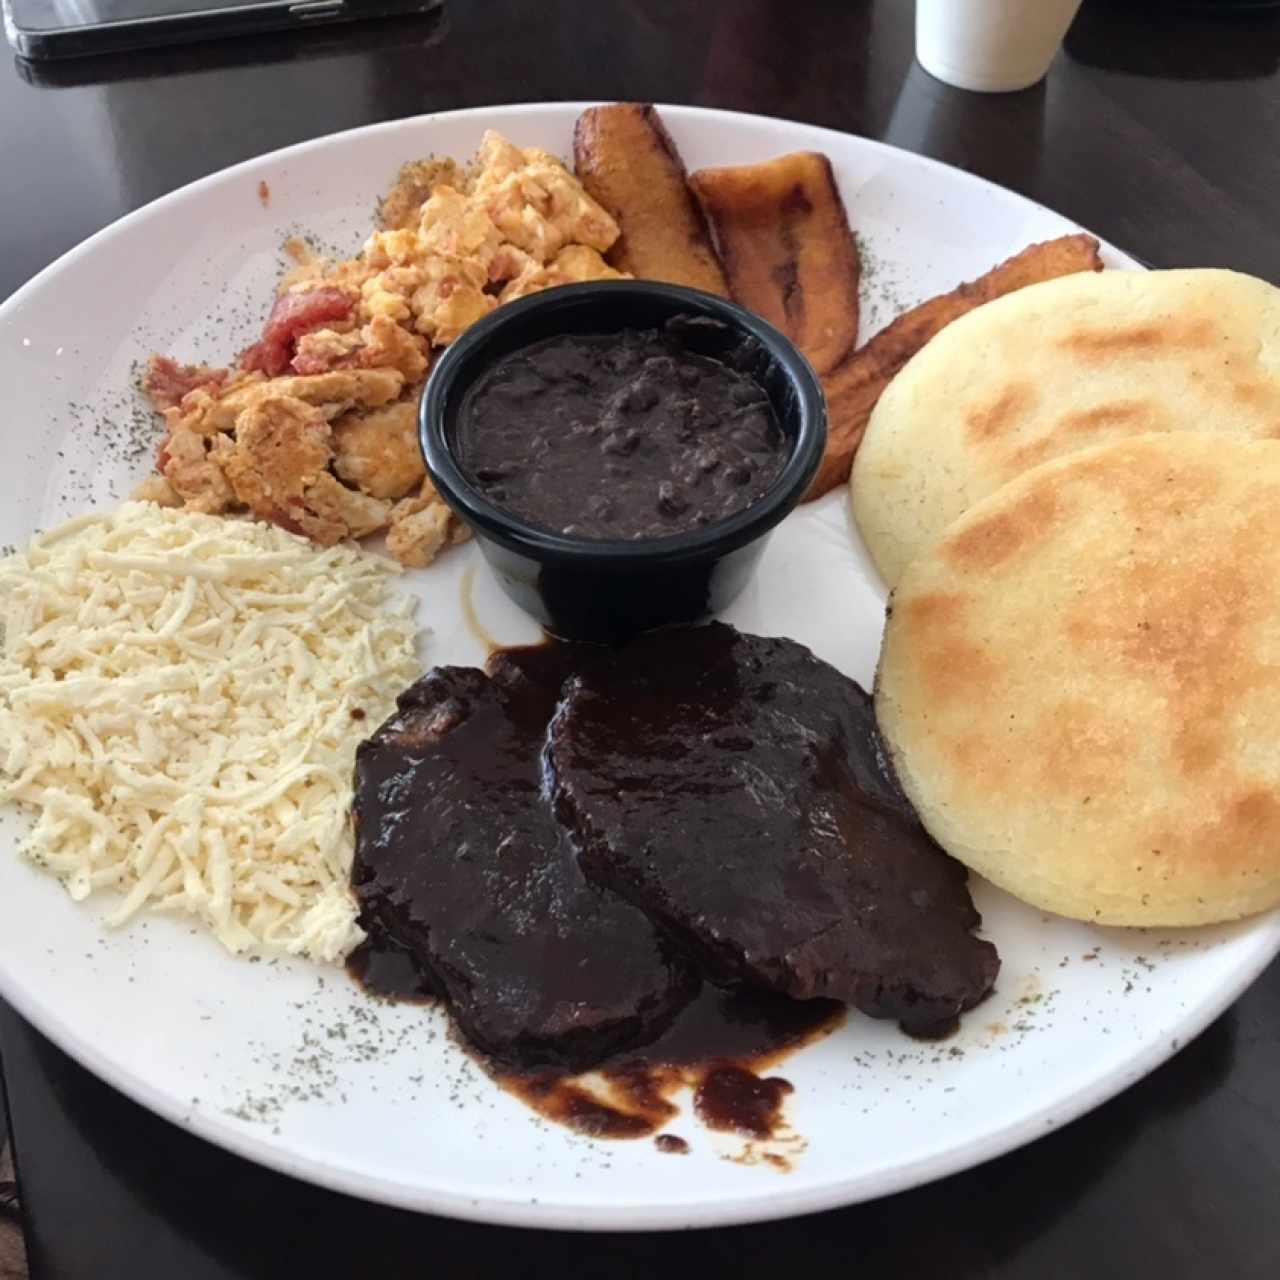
[142, 131, 624, 565]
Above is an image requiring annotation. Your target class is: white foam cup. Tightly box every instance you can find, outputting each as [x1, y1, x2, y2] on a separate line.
[915, 0, 1084, 93]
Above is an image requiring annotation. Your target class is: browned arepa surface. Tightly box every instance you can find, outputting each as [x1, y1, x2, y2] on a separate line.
[852, 268, 1280, 584]
[876, 433, 1280, 926]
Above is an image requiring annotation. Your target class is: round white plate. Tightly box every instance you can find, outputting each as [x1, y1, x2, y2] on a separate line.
[0, 103, 1276, 1232]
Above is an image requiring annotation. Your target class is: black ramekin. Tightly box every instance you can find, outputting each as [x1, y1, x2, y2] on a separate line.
[419, 280, 826, 643]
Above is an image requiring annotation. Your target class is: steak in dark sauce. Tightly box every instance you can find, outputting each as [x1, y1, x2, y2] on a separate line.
[547, 623, 1000, 1037]
[350, 648, 698, 1071]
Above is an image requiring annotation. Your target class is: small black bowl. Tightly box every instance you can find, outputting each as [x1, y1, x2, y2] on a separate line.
[420, 280, 826, 643]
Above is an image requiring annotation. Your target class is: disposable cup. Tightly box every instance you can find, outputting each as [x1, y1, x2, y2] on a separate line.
[916, 0, 1084, 93]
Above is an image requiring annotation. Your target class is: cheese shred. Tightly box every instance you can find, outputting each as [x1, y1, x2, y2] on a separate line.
[0, 502, 420, 962]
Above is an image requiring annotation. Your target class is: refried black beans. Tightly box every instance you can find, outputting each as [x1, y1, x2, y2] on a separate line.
[453, 320, 787, 539]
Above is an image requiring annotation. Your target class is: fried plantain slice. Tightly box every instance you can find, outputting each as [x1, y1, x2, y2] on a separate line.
[804, 233, 1104, 500]
[574, 104, 728, 295]
[690, 152, 860, 376]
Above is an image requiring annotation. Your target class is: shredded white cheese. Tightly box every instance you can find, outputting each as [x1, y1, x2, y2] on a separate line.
[0, 502, 420, 962]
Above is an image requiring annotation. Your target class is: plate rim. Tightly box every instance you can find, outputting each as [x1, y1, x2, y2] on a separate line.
[1, 99, 1277, 1232]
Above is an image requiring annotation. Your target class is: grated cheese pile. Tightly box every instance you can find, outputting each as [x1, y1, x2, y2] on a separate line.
[0, 501, 420, 962]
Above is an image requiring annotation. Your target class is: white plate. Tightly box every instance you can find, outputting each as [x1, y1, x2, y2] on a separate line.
[1, 103, 1277, 1232]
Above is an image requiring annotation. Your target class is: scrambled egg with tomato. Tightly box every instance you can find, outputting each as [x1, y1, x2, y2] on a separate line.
[139, 132, 624, 566]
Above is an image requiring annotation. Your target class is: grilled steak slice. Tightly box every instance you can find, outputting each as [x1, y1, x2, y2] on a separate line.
[547, 623, 999, 1037]
[351, 648, 698, 1071]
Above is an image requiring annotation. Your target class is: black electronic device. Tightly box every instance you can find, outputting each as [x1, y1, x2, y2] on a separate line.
[4, 0, 441, 60]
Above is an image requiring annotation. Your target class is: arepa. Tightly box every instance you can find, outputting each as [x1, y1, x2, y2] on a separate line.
[875, 433, 1280, 926]
[851, 269, 1280, 586]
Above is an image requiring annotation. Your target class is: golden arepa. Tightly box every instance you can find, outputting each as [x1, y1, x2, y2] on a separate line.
[851, 269, 1280, 586]
[875, 433, 1280, 926]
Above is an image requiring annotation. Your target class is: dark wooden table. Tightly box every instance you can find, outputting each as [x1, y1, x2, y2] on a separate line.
[2, 2, 1279, 1276]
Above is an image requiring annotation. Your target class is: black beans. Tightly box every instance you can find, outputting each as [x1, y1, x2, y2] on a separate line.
[456, 322, 786, 539]
[602, 427, 641, 457]
[657, 481, 688, 516]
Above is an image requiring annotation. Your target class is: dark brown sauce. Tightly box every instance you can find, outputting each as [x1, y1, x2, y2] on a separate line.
[345, 632, 871, 1146]
[509, 1072, 668, 1139]
[346, 934, 435, 1003]
[349, 907, 843, 1142]
[547, 622, 999, 1037]
[695, 1067, 793, 1139]
[494, 984, 844, 1142]
[349, 637, 697, 1071]
[654, 1134, 690, 1155]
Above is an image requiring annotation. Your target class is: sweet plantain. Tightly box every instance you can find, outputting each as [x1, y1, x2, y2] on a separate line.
[690, 152, 861, 376]
[574, 104, 728, 296]
[805, 233, 1105, 500]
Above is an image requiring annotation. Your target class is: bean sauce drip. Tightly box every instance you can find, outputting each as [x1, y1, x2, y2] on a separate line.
[455, 320, 787, 539]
